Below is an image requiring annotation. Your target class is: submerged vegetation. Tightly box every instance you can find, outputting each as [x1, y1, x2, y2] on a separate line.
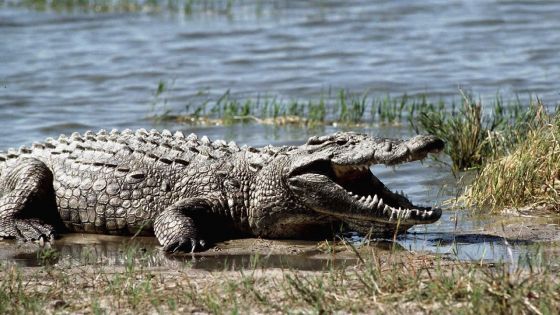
[149, 84, 446, 127]
[1, 244, 559, 314]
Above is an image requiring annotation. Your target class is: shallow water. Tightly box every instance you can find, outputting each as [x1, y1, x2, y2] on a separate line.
[1, 0, 560, 268]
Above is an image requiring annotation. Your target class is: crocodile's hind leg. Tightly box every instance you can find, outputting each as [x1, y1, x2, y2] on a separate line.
[154, 198, 213, 253]
[0, 158, 58, 242]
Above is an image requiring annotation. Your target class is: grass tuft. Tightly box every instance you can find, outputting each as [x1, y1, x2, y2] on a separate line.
[462, 104, 560, 213]
[414, 92, 541, 171]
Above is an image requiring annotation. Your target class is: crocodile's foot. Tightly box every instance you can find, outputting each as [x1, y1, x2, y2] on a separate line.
[162, 237, 207, 253]
[0, 218, 55, 244]
[154, 203, 209, 253]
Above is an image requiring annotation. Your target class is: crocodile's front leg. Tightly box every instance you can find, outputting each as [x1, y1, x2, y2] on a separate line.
[154, 198, 215, 253]
[0, 158, 57, 242]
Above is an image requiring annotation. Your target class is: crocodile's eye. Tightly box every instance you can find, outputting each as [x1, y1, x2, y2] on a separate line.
[306, 136, 322, 145]
[336, 139, 348, 145]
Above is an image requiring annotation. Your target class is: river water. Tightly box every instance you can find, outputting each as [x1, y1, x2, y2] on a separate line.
[1, 0, 560, 267]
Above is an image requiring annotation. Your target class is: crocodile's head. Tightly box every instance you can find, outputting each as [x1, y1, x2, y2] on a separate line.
[251, 132, 444, 238]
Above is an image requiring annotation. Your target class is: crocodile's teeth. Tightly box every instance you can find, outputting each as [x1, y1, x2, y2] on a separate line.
[201, 136, 211, 144]
[365, 195, 372, 203]
[359, 196, 366, 203]
[384, 205, 390, 214]
[397, 207, 403, 219]
[372, 194, 378, 206]
[378, 198, 384, 209]
[423, 210, 433, 218]
[404, 209, 411, 219]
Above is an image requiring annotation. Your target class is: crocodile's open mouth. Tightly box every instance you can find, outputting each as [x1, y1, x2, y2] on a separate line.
[287, 141, 443, 228]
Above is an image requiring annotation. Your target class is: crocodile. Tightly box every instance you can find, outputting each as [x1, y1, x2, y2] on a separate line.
[0, 130, 444, 252]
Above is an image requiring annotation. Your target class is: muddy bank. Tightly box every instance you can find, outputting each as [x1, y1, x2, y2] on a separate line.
[1, 239, 558, 314]
[1, 213, 560, 314]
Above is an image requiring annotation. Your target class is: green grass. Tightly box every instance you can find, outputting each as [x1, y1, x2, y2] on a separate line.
[150, 85, 555, 172]
[1, 244, 559, 314]
[149, 85, 449, 127]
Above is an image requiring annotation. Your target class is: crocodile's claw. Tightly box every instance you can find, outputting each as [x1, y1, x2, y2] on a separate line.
[163, 237, 207, 253]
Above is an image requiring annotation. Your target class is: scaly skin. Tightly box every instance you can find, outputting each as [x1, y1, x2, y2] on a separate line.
[0, 129, 444, 252]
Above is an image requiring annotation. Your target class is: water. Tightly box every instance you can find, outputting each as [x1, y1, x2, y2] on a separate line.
[2, 0, 560, 147]
[1, 0, 560, 267]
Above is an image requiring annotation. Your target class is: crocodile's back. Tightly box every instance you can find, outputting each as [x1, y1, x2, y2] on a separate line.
[0, 129, 240, 234]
